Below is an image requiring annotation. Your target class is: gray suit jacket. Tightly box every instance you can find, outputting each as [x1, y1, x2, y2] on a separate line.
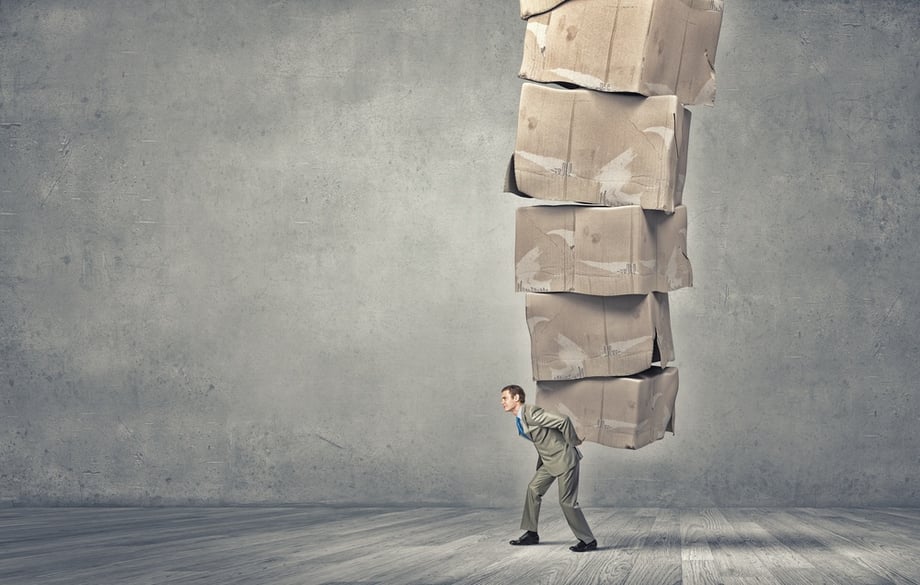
[520, 403, 583, 477]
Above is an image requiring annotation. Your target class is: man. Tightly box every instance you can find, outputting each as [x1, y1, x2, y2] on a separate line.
[500, 384, 598, 552]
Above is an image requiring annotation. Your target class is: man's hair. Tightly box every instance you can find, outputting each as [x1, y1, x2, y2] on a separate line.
[501, 384, 525, 403]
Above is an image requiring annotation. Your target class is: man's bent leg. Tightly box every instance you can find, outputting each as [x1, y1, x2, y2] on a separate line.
[520, 466, 555, 533]
[557, 462, 595, 544]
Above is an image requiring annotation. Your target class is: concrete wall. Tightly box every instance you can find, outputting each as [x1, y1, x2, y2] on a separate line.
[1, 0, 918, 507]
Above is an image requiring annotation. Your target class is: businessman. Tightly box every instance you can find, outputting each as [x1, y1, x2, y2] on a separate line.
[500, 384, 597, 552]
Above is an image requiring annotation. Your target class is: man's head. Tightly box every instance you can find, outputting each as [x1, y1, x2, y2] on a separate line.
[500, 384, 525, 414]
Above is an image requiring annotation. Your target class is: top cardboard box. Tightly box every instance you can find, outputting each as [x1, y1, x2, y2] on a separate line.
[519, 0, 724, 106]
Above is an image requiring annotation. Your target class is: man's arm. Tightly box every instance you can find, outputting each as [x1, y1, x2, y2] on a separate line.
[526, 404, 583, 446]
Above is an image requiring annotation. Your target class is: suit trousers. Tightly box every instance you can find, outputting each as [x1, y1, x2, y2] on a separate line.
[520, 461, 594, 543]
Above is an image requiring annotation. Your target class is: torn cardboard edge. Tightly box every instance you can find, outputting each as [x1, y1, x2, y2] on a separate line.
[519, 0, 569, 19]
[536, 366, 679, 450]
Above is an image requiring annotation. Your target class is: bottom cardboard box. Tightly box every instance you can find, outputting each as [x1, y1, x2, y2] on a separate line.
[536, 367, 678, 450]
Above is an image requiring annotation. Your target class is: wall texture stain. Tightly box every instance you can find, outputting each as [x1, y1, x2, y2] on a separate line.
[1, 0, 919, 507]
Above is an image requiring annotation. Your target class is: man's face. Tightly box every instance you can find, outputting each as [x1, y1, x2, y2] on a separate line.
[500, 390, 520, 413]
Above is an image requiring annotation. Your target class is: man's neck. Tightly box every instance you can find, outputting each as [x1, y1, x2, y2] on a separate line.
[513, 404, 523, 416]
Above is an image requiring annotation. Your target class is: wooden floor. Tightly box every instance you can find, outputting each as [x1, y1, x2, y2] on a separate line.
[0, 506, 918, 584]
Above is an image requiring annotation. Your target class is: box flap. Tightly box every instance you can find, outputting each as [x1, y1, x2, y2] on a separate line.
[643, 0, 723, 105]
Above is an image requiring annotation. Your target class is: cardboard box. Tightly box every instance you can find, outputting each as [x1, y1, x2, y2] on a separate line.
[519, 0, 568, 19]
[526, 292, 673, 380]
[507, 83, 690, 211]
[536, 366, 678, 449]
[515, 204, 692, 295]
[519, 0, 724, 106]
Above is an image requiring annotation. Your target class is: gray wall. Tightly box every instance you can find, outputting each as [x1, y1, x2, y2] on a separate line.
[1, 0, 918, 507]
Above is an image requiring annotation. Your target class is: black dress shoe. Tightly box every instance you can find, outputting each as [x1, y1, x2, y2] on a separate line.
[569, 539, 598, 552]
[509, 531, 540, 545]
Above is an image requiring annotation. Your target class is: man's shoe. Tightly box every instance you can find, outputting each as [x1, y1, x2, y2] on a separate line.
[569, 539, 598, 552]
[509, 531, 540, 546]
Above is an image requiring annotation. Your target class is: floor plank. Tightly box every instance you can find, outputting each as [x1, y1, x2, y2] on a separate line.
[621, 508, 682, 585]
[680, 509, 722, 585]
[0, 506, 918, 585]
[721, 508, 820, 585]
[571, 508, 661, 585]
[798, 509, 920, 585]
[694, 507, 784, 585]
[755, 508, 896, 585]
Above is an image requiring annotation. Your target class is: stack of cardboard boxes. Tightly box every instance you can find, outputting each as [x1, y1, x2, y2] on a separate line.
[505, 0, 723, 449]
